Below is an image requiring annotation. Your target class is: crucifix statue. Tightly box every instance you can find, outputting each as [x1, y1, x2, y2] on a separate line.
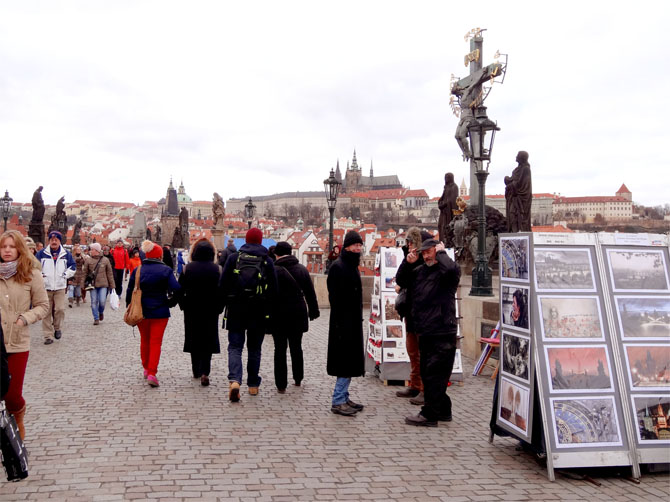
[450, 28, 506, 201]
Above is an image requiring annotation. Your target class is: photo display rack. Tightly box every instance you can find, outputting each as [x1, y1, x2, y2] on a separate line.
[496, 231, 670, 481]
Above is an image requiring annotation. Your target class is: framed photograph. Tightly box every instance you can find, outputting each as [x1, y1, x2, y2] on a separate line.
[373, 276, 381, 296]
[614, 296, 670, 340]
[381, 293, 401, 323]
[607, 248, 670, 292]
[452, 349, 463, 374]
[500, 236, 530, 282]
[538, 295, 605, 341]
[374, 322, 383, 341]
[501, 285, 530, 333]
[499, 377, 530, 435]
[383, 248, 399, 268]
[544, 345, 613, 393]
[371, 296, 381, 318]
[374, 252, 381, 270]
[534, 248, 596, 292]
[501, 331, 530, 383]
[383, 347, 409, 363]
[624, 344, 670, 391]
[383, 322, 405, 341]
[631, 394, 670, 444]
[550, 396, 622, 448]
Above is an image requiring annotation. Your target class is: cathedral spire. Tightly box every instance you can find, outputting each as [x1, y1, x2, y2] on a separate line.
[335, 159, 342, 182]
[351, 149, 359, 171]
[370, 159, 374, 178]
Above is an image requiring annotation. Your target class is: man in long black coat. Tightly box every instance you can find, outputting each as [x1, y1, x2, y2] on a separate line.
[396, 238, 461, 427]
[327, 231, 366, 416]
[270, 241, 320, 392]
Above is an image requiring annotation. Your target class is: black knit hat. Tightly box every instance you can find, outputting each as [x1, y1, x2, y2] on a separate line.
[343, 230, 363, 249]
[420, 231, 433, 242]
[275, 241, 293, 257]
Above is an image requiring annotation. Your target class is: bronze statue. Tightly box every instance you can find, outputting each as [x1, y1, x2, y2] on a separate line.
[56, 196, 65, 218]
[438, 172, 459, 244]
[71, 219, 82, 245]
[31, 186, 45, 223]
[145, 227, 152, 241]
[155, 225, 162, 243]
[212, 192, 225, 228]
[504, 151, 532, 232]
[179, 206, 189, 228]
[171, 226, 182, 249]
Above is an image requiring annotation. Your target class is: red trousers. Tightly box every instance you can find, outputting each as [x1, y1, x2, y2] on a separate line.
[5, 351, 29, 413]
[406, 330, 423, 392]
[138, 318, 169, 377]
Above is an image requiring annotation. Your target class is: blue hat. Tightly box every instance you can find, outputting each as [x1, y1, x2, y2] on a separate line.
[48, 230, 63, 242]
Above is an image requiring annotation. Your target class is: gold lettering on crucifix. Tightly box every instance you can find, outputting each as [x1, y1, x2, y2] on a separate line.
[464, 49, 480, 67]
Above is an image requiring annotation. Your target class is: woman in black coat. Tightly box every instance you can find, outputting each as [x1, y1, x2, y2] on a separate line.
[177, 239, 222, 386]
[326, 231, 365, 416]
[270, 242, 320, 392]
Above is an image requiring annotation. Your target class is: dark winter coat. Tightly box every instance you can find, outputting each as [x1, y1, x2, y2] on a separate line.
[218, 243, 237, 266]
[125, 258, 181, 319]
[396, 250, 460, 339]
[219, 243, 277, 332]
[162, 247, 174, 270]
[326, 250, 364, 377]
[270, 255, 320, 334]
[177, 241, 222, 354]
[398, 244, 425, 333]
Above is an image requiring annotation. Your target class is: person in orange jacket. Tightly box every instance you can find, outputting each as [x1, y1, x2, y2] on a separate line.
[110, 239, 130, 297]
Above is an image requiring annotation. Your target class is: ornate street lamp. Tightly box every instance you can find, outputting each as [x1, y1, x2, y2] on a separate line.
[323, 168, 341, 255]
[1, 190, 13, 232]
[244, 197, 256, 229]
[468, 106, 499, 297]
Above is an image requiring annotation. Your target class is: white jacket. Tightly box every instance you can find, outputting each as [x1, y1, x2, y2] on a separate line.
[37, 246, 76, 291]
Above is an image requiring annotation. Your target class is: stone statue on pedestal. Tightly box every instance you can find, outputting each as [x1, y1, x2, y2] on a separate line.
[504, 151, 532, 232]
[438, 172, 459, 245]
[212, 192, 225, 228]
[155, 225, 162, 243]
[31, 186, 45, 223]
[145, 227, 152, 241]
[71, 219, 82, 245]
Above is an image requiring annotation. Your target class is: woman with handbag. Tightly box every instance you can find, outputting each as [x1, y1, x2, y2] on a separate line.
[125, 240, 180, 387]
[0, 230, 49, 440]
[177, 239, 222, 386]
[82, 243, 115, 326]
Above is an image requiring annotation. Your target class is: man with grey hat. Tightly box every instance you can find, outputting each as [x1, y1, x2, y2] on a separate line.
[396, 238, 460, 427]
[36, 230, 76, 344]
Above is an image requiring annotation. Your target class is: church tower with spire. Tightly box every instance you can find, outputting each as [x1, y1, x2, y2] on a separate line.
[460, 178, 468, 197]
[345, 149, 362, 193]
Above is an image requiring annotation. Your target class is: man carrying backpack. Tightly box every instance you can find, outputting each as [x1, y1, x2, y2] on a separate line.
[219, 227, 277, 402]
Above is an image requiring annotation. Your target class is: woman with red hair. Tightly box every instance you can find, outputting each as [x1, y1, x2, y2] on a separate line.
[125, 240, 181, 387]
[0, 230, 49, 439]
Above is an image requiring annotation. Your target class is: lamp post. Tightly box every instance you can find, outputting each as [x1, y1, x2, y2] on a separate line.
[323, 168, 341, 255]
[1, 190, 13, 232]
[244, 197, 256, 229]
[468, 106, 499, 297]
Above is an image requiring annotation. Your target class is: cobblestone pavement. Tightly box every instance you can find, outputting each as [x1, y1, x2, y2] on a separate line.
[2, 289, 669, 501]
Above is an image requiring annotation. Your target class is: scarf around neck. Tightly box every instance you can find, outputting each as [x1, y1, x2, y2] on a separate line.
[0, 260, 18, 280]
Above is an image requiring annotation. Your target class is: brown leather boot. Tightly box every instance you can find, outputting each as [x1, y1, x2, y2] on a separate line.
[12, 405, 26, 440]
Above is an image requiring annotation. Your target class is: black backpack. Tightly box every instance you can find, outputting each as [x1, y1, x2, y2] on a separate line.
[230, 252, 268, 300]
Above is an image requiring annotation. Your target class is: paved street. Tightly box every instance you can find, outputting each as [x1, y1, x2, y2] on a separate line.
[2, 289, 669, 501]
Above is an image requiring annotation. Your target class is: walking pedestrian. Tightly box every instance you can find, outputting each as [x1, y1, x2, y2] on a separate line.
[82, 243, 115, 325]
[0, 230, 49, 439]
[125, 240, 181, 387]
[177, 239, 222, 387]
[36, 230, 76, 344]
[68, 244, 86, 307]
[219, 228, 276, 401]
[270, 241, 319, 393]
[326, 231, 365, 416]
[128, 248, 142, 275]
[111, 239, 130, 297]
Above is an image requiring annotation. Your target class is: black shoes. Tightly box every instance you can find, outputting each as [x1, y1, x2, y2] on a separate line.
[44, 338, 53, 345]
[396, 387, 420, 398]
[201, 375, 210, 387]
[438, 414, 453, 422]
[331, 403, 358, 416]
[409, 392, 425, 405]
[99, 313, 104, 321]
[405, 413, 438, 427]
[54, 330, 62, 340]
[277, 388, 286, 394]
[346, 399, 364, 412]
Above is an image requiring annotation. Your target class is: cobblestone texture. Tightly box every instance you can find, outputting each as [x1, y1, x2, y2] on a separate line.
[1, 284, 668, 500]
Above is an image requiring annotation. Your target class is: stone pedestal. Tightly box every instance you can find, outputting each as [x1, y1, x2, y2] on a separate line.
[459, 271, 500, 365]
[159, 216, 178, 247]
[211, 227, 226, 252]
[28, 222, 45, 245]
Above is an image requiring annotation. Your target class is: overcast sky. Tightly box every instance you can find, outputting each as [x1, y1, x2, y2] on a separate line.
[1, 1, 668, 208]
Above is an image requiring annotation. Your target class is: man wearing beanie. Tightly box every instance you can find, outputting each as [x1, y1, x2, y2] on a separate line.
[326, 230, 365, 416]
[269, 241, 319, 392]
[36, 231, 76, 344]
[219, 227, 277, 401]
[396, 239, 461, 427]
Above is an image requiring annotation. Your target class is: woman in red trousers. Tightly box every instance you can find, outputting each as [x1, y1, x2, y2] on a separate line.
[125, 241, 180, 387]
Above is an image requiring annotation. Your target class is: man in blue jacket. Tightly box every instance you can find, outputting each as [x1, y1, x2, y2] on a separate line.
[36, 231, 76, 344]
[396, 239, 461, 427]
[219, 228, 277, 402]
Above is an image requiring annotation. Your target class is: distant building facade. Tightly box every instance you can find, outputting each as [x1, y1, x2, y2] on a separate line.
[553, 184, 633, 222]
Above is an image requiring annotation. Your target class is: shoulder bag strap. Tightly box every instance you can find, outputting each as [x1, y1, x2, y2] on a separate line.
[134, 265, 142, 291]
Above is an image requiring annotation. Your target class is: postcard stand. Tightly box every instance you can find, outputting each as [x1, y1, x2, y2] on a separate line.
[495, 232, 670, 481]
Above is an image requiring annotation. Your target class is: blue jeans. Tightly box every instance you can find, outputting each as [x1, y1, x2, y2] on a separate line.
[68, 284, 81, 299]
[90, 287, 108, 321]
[332, 377, 351, 406]
[227, 329, 265, 387]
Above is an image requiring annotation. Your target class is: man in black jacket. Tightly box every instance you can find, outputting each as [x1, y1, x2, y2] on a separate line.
[396, 238, 461, 427]
[219, 228, 277, 402]
[270, 241, 320, 392]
